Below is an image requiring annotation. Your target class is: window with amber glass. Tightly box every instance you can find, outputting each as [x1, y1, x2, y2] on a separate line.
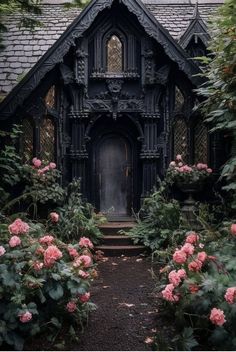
[107, 35, 123, 73]
[173, 117, 188, 160]
[40, 117, 55, 162]
[194, 122, 208, 164]
[22, 118, 34, 162]
[45, 86, 56, 109]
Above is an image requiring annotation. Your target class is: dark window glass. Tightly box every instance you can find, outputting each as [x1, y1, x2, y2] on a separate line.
[194, 122, 208, 164]
[173, 117, 188, 160]
[40, 117, 55, 162]
[22, 119, 34, 162]
[45, 86, 55, 109]
[107, 35, 123, 73]
[175, 86, 185, 112]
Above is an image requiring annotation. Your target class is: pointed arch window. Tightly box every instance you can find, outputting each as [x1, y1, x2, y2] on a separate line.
[107, 35, 123, 73]
[40, 117, 55, 163]
[22, 118, 34, 162]
[194, 121, 208, 164]
[174, 86, 185, 112]
[173, 117, 188, 160]
[45, 85, 56, 109]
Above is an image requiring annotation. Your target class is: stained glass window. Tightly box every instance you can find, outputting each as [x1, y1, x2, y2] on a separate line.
[107, 35, 123, 73]
[194, 122, 208, 164]
[45, 86, 55, 109]
[22, 119, 34, 162]
[175, 86, 185, 112]
[173, 118, 188, 160]
[40, 117, 55, 162]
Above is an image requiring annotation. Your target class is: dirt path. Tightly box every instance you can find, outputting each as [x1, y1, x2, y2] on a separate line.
[75, 256, 158, 351]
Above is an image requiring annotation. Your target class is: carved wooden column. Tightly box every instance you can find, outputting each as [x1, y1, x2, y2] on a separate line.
[140, 113, 161, 199]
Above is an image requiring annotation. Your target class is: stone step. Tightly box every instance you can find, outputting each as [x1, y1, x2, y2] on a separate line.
[102, 235, 133, 246]
[95, 245, 146, 257]
[99, 222, 135, 236]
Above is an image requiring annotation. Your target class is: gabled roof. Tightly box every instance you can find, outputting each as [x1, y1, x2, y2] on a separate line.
[179, 2, 211, 48]
[0, 0, 222, 118]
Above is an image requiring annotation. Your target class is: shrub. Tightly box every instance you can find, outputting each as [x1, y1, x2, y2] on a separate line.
[157, 225, 236, 351]
[0, 217, 96, 350]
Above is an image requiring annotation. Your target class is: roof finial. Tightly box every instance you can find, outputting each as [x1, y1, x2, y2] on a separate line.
[192, 1, 200, 19]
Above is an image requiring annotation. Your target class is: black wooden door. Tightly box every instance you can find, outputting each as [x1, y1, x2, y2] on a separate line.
[96, 134, 132, 216]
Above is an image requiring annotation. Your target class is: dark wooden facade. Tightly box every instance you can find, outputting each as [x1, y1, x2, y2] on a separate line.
[0, 0, 225, 217]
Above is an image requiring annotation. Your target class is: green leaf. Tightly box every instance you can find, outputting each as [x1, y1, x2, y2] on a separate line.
[48, 282, 64, 301]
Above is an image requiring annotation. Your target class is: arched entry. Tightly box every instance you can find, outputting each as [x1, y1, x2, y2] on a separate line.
[89, 115, 141, 218]
[95, 133, 132, 216]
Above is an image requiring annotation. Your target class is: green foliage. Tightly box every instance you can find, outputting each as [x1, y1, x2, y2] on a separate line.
[127, 180, 181, 251]
[196, 0, 236, 209]
[0, 217, 96, 350]
[53, 179, 105, 243]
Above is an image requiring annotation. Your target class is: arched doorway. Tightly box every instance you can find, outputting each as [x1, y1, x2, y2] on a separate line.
[89, 115, 141, 218]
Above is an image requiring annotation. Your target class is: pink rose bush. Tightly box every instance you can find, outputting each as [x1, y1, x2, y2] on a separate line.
[224, 287, 236, 304]
[210, 308, 226, 326]
[167, 155, 212, 186]
[50, 212, 59, 223]
[0, 217, 96, 350]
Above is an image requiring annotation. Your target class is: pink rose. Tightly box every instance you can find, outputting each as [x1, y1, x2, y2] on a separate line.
[207, 168, 212, 173]
[199, 243, 205, 249]
[169, 161, 176, 167]
[68, 247, 79, 258]
[197, 163, 208, 170]
[78, 270, 89, 279]
[161, 284, 179, 302]
[44, 245, 62, 267]
[176, 154, 182, 161]
[189, 284, 199, 294]
[39, 235, 54, 245]
[178, 162, 183, 167]
[41, 166, 50, 173]
[173, 250, 187, 264]
[177, 269, 187, 279]
[168, 270, 181, 287]
[181, 243, 194, 256]
[79, 292, 90, 303]
[19, 311, 32, 323]
[188, 260, 202, 272]
[0, 246, 6, 256]
[224, 287, 236, 304]
[33, 261, 44, 271]
[50, 212, 59, 223]
[197, 251, 207, 263]
[185, 232, 199, 244]
[230, 224, 236, 236]
[210, 308, 226, 326]
[73, 255, 92, 268]
[32, 157, 42, 168]
[66, 301, 77, 313]
[9, 236, 21, 248]
[8, 218, 29, 235]
[79, 237, 94, 249]
[35, 246, 45, 255]
[49, 162, 56, 169]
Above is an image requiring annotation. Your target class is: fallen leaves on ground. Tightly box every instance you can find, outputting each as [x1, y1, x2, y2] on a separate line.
[118, 303, 135, 308]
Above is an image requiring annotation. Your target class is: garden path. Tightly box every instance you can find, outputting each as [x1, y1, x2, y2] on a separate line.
[75, 256, 159, 351]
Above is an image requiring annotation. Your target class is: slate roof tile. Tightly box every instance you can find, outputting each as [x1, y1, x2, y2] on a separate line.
[0, 1, 222, 96]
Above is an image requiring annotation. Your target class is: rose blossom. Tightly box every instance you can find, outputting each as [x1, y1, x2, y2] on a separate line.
[176, 154, 182, 161]
[44, 245, 62, 267]
[199, 243, 205, 249]
[19, 311, 32, 323]
[173, 249, 187, 264]
[169, 161, 176, 167]
[68, 247, 79, 258]
[181, 243, 194, 256]
[197, 251, 207, 263]
[230, 224, 236, 236]
[79, 270, 89, 279]
[32, 157, 42, 168]
[168, 270, 181, 287]
[50, 212, 59, 223]
[39, 235, 54, 245]
[9, 236, 21, 248]
[185, 232, 199, 244]
[49, 162, 56, 169]
[210, 308, 226, 326]
[188, 260, 202, 272]
[79, 292, 90, 303]
[189, 284, 199, 294]
[66, 301, 77, 313]
[8, 218, 29, 235]
[161, 284, 179, 302]
[79, 237, 94, 249]
[33, 261, 44, 271]
[73, 255, 92, 268]
[224, 287, 236, 304]
[177, 269, 187, 279]
[197, 163, 208, 170]
[207, 168, 213, 173]
[35, 245, 45, 255]
[0, 246, 6, 256]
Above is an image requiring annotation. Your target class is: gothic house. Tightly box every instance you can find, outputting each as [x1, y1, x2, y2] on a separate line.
[0, 0, 223, 218]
